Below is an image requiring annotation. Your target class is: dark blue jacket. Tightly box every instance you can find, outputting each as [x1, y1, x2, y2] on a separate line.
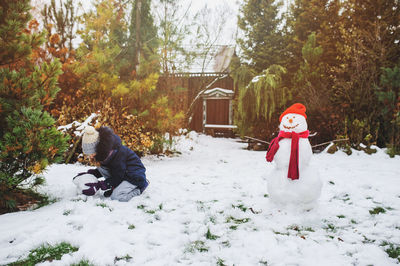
[96, 127, 148, 192]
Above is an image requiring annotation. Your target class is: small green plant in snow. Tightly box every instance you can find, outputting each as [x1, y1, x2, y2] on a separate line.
[232, 203, 248, 212]
[128, 224, 135, 230]
[369, 207, 386, 215]
[381, 241, 400, 262]
[216, 257, 227, 266]
[115, 254, 133, 262]
[71, 259, 95, 266]
[185, 240, 209, 253]
[205, 228, 220, 240]
[63, 210, 72, 216]
[10, 242, 78, 265]
[226, 216, 250, 224]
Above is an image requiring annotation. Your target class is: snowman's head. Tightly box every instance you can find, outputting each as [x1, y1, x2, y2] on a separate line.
[279, 113, 308, 133]
[278, 103, 308, 133]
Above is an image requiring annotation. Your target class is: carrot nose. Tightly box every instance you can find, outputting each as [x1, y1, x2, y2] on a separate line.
[289, 118, 293, 123]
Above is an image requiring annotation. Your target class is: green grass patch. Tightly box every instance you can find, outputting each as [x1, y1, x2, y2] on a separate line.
[287, 225, 315, 232]
[362, 235, 376, 244]
[205, 228, 220, 240]
[328, 181, 335, 185]
[273, 231, 290, 236]
[226, 216, 250, 224]
[324, 223, 337, 232]
[128, 224, 135, 230]
[263, 194, 269, 198]
[369, 207, 386, 215]
[115, 254, 133, 262]
[137, 204, 159, 214]
[232, 203, 247, 212]
[186, 240, 209, 253]
[71, 259, 95, 266]
[216, 257, 227, 266]
[229, 225, 238, 230]
[381, 241, 400, 262]
[221, 240, 231, 247]
[341, 194, 350, 202]
[96, 203, 112, 211]
[10, 242, 78, 265]
[209, 216, 217, 224]
[337, 215, 346, 219]
[63, 210, 72, 216]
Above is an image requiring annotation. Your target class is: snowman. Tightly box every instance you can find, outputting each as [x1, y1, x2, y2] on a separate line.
[72, 172, 99, 195]
[266, 103, 322, 206]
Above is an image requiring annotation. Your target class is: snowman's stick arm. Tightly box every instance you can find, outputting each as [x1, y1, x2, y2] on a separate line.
[311, 138, 349, 148]
[244, 136, 270, 145]
[244, 132, 318, 145]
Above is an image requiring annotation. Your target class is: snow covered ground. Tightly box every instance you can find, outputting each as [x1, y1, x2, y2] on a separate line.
[1, 132, 400, 265]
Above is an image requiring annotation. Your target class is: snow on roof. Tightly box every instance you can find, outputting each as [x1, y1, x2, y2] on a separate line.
[213, 46, 235, 72]
[203, 87, 234, 95]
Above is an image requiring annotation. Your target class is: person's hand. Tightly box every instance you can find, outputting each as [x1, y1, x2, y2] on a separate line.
[82, 180, 110, 196]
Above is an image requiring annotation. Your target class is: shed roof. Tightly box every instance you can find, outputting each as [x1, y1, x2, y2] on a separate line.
[202, 87, 234, 98]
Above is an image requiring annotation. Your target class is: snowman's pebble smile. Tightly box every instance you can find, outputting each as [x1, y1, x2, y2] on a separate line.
[283, 124, 299, 130]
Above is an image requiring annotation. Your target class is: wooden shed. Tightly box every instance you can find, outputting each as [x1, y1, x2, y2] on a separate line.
[189, 87, 237, 136]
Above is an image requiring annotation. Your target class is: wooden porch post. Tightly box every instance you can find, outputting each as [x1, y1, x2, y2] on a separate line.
[229, 99, 233, 125]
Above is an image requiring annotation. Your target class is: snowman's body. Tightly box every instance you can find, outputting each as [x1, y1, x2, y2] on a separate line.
[267, 113, 322, 205]
[73, 173, 99, 195]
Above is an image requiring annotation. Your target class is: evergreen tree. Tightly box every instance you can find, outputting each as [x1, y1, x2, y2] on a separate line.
[236, 64, 289, 138]
[375, 66, 400, 155]
[285, 0, 341, 71]
[40, 0, 80, 117]
[75, 0, 127, 97]
[0, 0, 42, 67]
[124, 0, 159, 79]
[332, 0, 400, 147]
[42, 0, 77, 59]
[0, 0, 68, 211]
[294, 32, 324, 108]
[283, 0, 344, 141]
[238, 0, 286, 73]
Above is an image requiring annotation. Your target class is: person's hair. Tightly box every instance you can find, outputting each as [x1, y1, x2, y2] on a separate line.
[95, 126, 115, 162]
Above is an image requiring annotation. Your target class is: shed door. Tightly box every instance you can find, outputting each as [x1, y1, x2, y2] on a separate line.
[206, 99, 229, 125]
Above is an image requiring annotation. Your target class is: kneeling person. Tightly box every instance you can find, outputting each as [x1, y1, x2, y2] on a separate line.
[80, 125, 148, 202]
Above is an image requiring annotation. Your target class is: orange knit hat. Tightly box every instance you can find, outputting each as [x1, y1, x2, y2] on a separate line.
[279, 103, 307, 122]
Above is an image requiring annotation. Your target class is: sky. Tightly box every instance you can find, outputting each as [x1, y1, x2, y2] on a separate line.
[31, 0, 242, 47]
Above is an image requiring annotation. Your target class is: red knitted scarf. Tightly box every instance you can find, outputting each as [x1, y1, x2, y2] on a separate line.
[266, 130, 309, 180]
